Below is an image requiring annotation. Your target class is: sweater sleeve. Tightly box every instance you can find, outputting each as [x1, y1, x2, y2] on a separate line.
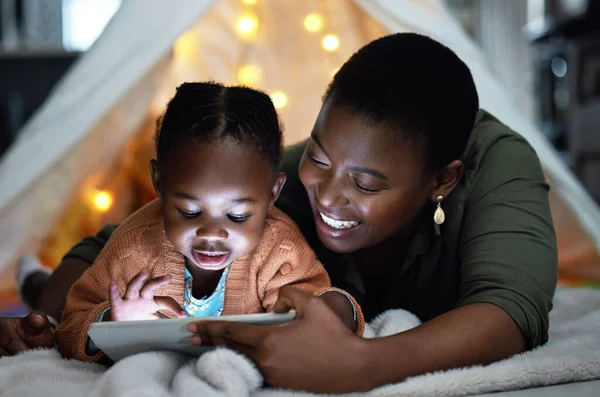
[55, 230, 145, 362]
[256, 210, 364, 335]
[261, 251, 331, 312]
[257, 222, 365, 336]
[258, 219, 331, 312]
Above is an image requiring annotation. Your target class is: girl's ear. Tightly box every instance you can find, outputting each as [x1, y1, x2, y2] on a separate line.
[269, 172, 287, 208]
[150, 159, 162, 199]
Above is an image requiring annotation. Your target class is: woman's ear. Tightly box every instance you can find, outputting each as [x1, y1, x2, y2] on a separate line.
[269, 172, 287, 208]
[431, 160, 464, 202]
[150, 159, 162, 199]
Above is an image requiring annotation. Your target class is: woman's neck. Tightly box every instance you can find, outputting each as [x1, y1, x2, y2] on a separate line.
[354, 205, 428, 276]
[355, 238, 411, 277]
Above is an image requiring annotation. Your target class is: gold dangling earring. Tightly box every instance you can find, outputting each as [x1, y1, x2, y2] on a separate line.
[434, 195, 445, 225]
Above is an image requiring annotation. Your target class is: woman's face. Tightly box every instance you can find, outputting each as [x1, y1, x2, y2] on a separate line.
[299, 102, 435, 253]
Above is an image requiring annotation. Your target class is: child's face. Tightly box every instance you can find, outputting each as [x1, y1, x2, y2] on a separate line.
[152, 139, 285, 271]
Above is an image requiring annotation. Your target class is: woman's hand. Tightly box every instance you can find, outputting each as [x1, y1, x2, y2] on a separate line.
[0, 313, 55, 356]
[187, 286, 370, 394]
[108, 268, 186, 321]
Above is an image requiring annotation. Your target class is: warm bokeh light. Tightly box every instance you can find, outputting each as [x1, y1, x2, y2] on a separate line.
[322, 34, 340, 51]
[242, 0, 257, 4]
[237, 64, 262, 86]
[92, 191, 113, 212]
[236, 14, 259, 38]
[151, 91, 172, 117]
[270, 92, 288, 109]
[173, 30, 198, 61]
[331, 67, 339, 78]
[304, 13, 323, 32]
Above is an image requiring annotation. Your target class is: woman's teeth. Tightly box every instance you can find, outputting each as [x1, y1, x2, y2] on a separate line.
[320, 212, 360, 229]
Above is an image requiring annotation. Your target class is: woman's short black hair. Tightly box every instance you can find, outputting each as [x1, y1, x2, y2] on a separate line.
[325, 33, 479, 170]
[155, 82, 283, 172]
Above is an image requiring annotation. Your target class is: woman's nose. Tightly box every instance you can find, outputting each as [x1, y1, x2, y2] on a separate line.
[316, 177, 348, 208]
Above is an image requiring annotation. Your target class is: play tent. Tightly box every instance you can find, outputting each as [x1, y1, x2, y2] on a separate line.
[1, 0, 599, 310]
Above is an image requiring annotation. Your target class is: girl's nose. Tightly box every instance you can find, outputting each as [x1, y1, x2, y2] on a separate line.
[196, 223, 228, 241]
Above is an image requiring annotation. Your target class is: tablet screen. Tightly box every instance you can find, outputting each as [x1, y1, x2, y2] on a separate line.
[87, 312, 295, 361]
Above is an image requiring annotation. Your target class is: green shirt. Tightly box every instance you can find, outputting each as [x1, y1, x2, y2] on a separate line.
[65, 110, 557, 348]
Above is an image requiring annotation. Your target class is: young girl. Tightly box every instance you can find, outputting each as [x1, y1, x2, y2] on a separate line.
[55, 82, 363, 362]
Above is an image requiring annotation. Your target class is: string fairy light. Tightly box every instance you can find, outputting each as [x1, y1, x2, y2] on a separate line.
[173, 30, 198, 61]
[270, 92, 288, 109]
[237, 64, 262, 86]
[92, 190, 113, 212]
[304, 13, 323, 32]
[322, 34, 339, 51]
[236, 14, 259, 39]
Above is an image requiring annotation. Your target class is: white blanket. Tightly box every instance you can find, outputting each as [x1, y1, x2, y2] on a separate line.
[2, 286, 600, 397]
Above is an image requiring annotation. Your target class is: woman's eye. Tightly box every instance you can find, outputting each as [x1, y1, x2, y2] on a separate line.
[178, 209, 201, 218]
[228, 214, 252, 223]
[308, 153, 328, 167]
[354, 180, 380, 194]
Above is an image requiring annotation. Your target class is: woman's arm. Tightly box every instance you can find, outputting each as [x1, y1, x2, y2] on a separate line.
[188, 289, 524, 393]
[456, 127, 557, 349]
[35, 225, 118, 320]
[360, 303, 525, 389]
[36, 257, 93, 321]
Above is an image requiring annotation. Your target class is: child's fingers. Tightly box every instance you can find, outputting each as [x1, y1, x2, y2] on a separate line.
[124, 268, 151, 299]
[139, 275, 172, 299]
[154, 296, 187, 318]
[109, 280, 123, 306]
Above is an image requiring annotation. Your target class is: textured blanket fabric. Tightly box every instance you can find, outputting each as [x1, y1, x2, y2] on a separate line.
[1, 287, 600, 397]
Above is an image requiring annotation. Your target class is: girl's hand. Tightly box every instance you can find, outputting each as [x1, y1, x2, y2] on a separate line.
[186, 287, 370, 393]
[108, 268, 186, 321]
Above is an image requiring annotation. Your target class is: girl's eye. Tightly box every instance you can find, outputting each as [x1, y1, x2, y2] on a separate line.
[228, 214, 252, 223]
[354, 180, 380, 194]
[178, 209, 201, 218]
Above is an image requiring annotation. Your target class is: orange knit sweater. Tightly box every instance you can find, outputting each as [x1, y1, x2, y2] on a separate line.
[56, 200, 364, 362]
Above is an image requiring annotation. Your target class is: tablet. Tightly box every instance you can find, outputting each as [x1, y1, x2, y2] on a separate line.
[87, 311, 295, 361]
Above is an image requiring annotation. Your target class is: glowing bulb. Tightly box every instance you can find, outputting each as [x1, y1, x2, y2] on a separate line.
[237, 65, 262, 86]
[236, 15, 259, 38]
[242, 0, 257, 4]
[173, 31, 198, 61]
[322, 34, 339, 51]
[92, 191, 113, 212]
[304, 13, 323, 32]
[330, 67, 339, 77]
[270, 92, 288, 109]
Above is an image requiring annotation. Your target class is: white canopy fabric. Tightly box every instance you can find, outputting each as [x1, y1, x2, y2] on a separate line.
[0, 0, 215, 277]
[0, 0, 598, 283]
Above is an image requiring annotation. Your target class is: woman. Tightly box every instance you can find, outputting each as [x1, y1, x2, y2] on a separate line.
[1, 33, 557, 393]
